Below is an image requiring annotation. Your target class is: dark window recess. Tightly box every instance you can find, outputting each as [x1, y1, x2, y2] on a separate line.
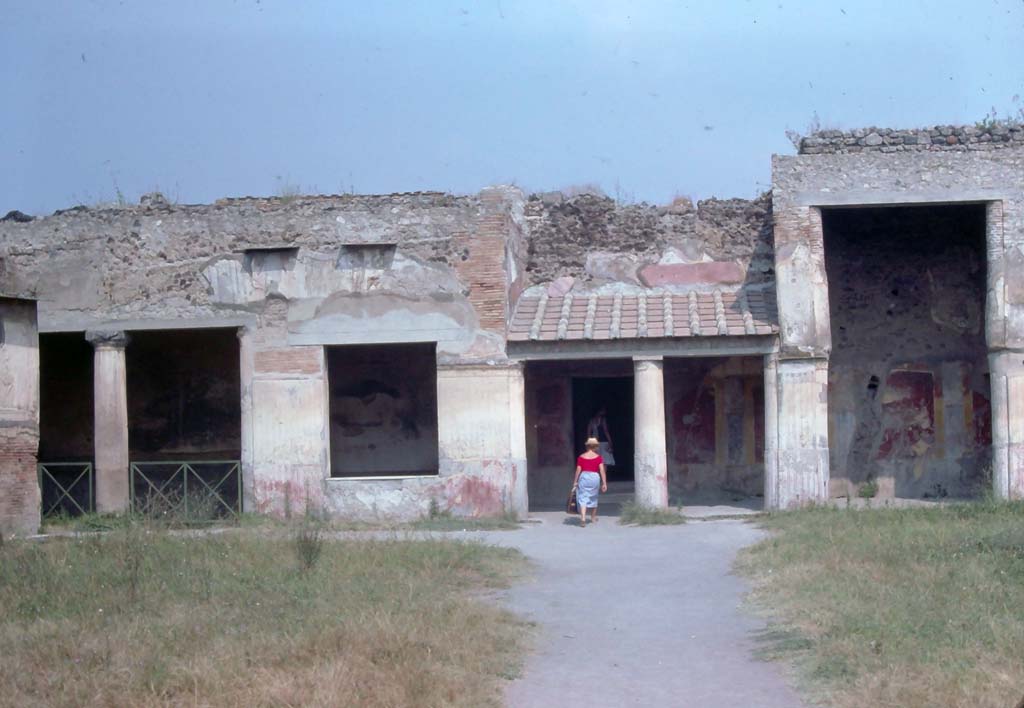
[327, 342, 439, 478]
[242, 246, 299, 274]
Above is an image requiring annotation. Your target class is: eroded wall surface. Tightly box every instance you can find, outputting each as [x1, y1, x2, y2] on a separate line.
[0, 298, 40, 536]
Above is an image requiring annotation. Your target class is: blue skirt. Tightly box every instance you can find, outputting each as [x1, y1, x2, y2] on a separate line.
[577, 472, 601, 508]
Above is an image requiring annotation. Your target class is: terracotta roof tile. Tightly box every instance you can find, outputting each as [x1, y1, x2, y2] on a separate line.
[509, 288, 779, 342]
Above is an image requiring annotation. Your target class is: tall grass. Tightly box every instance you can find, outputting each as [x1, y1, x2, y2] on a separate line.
[737, 501, 1024, 708]
[0, 526, 527, 707]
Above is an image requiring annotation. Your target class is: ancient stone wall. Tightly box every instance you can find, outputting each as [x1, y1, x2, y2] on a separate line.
[799, 124, 1024, 155]
[521, 192, 775, 293]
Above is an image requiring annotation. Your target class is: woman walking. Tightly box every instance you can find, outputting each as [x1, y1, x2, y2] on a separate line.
[572, 437, 608, 527]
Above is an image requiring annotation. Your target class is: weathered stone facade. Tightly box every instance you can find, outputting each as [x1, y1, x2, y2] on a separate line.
[2, 123, 1023, 528]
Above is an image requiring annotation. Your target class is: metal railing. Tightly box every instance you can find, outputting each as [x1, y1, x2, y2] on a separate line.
[130, 460, 242, 520]
[38, 462, 94, 517]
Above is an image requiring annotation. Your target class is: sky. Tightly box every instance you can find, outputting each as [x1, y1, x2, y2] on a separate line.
[2, 0, 1023, 215]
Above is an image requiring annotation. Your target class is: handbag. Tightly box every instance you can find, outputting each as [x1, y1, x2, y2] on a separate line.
[566, 485, 578, 514]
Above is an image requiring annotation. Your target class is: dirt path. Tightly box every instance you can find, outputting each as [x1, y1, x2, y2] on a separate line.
[476, 513, 807, 708]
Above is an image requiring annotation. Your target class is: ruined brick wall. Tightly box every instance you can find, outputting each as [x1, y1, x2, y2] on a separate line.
[800, 123, 1024, 154]
[521, 192, 775, 291]
[0, 297, 40, 536]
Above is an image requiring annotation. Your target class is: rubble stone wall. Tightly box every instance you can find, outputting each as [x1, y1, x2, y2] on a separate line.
[800, 124, 1024, 155]
[521, 192, 775, 293]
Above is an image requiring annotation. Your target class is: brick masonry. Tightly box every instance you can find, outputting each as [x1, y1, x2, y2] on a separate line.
[0, 426, 40, 536]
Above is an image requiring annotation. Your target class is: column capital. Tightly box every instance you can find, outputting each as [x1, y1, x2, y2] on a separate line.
[85, 330, 129, 350]
[632, 355, 664, 364]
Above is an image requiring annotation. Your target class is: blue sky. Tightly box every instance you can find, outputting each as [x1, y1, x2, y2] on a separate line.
[3, 0, 1022, 215]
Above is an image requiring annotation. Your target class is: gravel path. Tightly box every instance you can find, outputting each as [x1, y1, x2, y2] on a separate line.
[475, 513, 807, 708]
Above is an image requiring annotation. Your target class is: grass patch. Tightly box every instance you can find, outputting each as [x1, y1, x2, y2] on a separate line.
[618, 500, 686, 526]
[408, 503, 521, 532]
[0, 523, 528, 707]
[736, 501, 1024, 708]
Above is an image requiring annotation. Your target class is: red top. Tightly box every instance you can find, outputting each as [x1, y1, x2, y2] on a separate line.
[577, 454, 603, 472]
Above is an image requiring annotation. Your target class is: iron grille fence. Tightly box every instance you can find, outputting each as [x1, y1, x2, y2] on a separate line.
[130, 461, 242, 520]
[38, 462, 95, 517]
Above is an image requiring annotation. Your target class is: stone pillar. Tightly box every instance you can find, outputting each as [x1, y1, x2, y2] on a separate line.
[237, 327, 255, 512]
[87, 331, 130, 513]
[763, 352, 780, 509]
[508, 363, 529, 518]
[634, 356, 668, 508]
[774, 358, 830, 507]
[985, 199, 1024, 499]
[989, 350, 1024, 498]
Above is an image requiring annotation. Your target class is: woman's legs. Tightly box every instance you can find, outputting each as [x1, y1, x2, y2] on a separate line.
[590, 506, 598, 522]
[579, 504, 588, 526]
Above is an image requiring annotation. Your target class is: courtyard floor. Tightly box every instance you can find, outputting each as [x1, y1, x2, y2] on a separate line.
[470, 512, 806, 708]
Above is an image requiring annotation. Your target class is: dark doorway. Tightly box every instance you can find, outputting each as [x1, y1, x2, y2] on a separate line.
[572, 377, 634, 482]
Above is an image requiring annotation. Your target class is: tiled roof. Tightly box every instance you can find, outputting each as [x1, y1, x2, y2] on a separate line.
[507, 289, 778, 342]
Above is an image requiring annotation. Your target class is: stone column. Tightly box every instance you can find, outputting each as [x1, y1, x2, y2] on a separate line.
[763, 352, 780, 509]
[634, 356, 668, 508]
[985, 199, 1024, 499]
[87, 331, 130, 513]
[507, 363, 529, 518]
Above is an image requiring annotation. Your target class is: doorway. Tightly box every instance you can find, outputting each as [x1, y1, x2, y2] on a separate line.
[571, 377, 634, 482]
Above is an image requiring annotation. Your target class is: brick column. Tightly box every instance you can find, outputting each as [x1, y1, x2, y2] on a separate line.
[634, 356, 668, 508]
[87, 330, 130, 513]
